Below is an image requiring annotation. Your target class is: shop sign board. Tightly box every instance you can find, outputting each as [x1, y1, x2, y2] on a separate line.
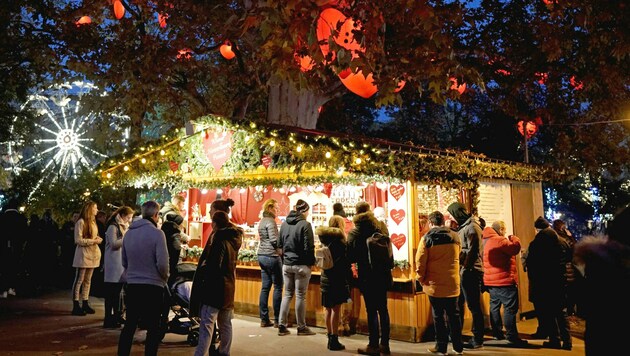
[387, 183, 409, 260]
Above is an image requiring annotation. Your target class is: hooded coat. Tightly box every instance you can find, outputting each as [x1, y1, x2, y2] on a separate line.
[525, 227, 565, 303]
[278, 210, 315, 266]
[73, 218, 102, 268]
[192, 225, 243, 311]
[482, 227, 521, 287]
[315, 226, 351, 300]
[415, 226, 461, 297]
[347, 211, 392, 288]
[121, 218, 169, 287]
[447, 202, 483, 274]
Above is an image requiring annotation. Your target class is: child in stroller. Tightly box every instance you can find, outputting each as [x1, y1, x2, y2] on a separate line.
[161, 262, 219, 350]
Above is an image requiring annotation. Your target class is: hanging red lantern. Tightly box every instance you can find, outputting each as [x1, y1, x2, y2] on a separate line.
[542, 0, 557, 5]
[75, 16, 92, 26]
[316, 8, 363, 62]
[220, 41, 236, 60]
[535, 72, 548, 85]
[394, 80, 406, 93]
[158, 13, 168, 28]
[177, 48, 193, 60]
[295, 54, 315, 72]
[450, 77, 466, 94]
[517, 117, 542, 138]
[113, 0, 125, 20]
[339, 69, 378, 99]
[570, 76, 584, 90]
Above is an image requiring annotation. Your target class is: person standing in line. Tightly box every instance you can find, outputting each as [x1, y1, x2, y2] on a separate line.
[527, 217, 571, 350]
[256, 199, 283, 328]
[333, 202, 354, 235]
[191, 211, 243, 356]
[0, 199, 28, 298]
[552, 219, 579, 317]
[482, 221, 523, 344]
[277, 199, 316, 336]
[160, 194, 186, 221]
[347, 201, 392, 356]
[446, 202, 486, 349]
[71, 200, 103, 316]
[316, 215, 351, 351]
[117, 201, 169, 356]
[103, 206, 134, 328]
[416, 211, 463, 356]
[574, 205, 630, 355]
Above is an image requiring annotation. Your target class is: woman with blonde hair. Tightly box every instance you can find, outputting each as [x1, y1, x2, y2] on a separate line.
[316, 215, 351, 350]
[71, 200, 103, 316]
[257, 198, 284, 327]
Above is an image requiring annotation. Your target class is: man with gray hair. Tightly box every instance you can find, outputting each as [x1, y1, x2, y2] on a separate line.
[118, 201, 169, 356]
[482, 220, 524, 345]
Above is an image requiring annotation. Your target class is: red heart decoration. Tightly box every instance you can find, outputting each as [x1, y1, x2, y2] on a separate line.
[389, 184, 405, 201]
[261, 155, 272, 169]
[390, 209, 406, 225]
[202, 130, 233, 172]
[316, 8, 364, 62]
[391, 233, 406, 250]
[168, 161, 179, 172]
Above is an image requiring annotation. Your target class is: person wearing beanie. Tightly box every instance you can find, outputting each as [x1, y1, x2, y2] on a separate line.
[333, 202, 354, 235]
[526, 216, 571, 350]
[276, 199, 316, 336]
[446, 202, 486, 349]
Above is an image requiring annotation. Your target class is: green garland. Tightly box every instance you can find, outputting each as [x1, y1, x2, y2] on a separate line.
[98, 115, 547, 191]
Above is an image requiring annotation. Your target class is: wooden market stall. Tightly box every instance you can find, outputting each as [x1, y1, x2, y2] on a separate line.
[99, 115, 547, 342]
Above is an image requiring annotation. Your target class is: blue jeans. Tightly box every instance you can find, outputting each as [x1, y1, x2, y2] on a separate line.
[361, 285, 390, 346]
[428, 296, 464, 353]
[488, 285, 519, 340]
[258, 255, 283, 323]
[195, 305, 233, 356]
[279, 264, 312, 328]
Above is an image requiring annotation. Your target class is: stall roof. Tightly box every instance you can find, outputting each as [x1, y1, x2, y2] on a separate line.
[98, 115, 548, 191]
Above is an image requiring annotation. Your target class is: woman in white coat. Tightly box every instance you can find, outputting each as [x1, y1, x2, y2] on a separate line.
[71, 201, 103, 316]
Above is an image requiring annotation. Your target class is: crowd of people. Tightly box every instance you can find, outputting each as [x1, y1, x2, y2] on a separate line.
[1, 194, 629, 356]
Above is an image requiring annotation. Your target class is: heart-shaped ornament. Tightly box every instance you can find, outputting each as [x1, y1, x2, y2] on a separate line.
[391, 233, 406, 250]
[390, 209, 406, 225]
[389, 184, 405, 201]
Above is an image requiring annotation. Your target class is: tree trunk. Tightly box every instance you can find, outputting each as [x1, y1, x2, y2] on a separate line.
[267, 76, 331, 129]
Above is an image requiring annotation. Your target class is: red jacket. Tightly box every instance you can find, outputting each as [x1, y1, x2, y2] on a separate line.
[482, 226, 521, 287]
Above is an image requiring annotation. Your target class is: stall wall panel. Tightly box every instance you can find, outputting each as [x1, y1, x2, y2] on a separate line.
[510, 181, 543, 315]
[477, 181, 514, 235]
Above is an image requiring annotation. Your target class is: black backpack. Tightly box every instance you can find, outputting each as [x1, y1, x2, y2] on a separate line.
[366, 231, 394, 271]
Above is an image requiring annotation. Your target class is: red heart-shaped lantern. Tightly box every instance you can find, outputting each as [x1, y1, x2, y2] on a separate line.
[391, 234, 407, 250]
[390, 209, 406, 225]
[75, 16, 92, 26]
[389, 184, 405, 201]
[339, 69, 377, 99]
[450, 77, 466, 95]
[220, 41, 236, 60]
[316, 8, 363, 62]
[113, 0, 125, 20]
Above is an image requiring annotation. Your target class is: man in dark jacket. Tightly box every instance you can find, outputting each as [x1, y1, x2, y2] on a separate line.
[527, 217, 571, 350]
[347, 201, 392, 356]
[0, 199, 28, 298]
[277, 199, 316, 336]
[117, 201, 169, 356]
[447, 202, 488, 349]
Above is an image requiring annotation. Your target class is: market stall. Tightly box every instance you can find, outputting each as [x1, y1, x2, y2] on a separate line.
[99, 115, 546, 342]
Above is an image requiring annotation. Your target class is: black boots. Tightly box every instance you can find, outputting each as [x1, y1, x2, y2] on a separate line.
[327, 334, 345, 351]
[82, 300, 96, 314]
[72, 301, 86, 316]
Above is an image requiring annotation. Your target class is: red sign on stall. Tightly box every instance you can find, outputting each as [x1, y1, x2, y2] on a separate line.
[391, 233, 406, 250]
[389, 184, 405, 201]
[203, 130, 233, 172]
[390, 209, 406, 225]
[261, 155, 272, 169]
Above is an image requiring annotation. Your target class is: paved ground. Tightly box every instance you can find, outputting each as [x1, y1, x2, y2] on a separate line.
[0, 289, 585, 355]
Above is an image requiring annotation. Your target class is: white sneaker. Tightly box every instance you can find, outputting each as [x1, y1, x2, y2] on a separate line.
[0, 291, 7, 299]
[8, 288, 16, 296]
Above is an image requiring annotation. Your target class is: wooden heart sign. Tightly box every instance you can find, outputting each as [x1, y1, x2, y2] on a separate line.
[203, 130, 233, 172]
[390, 209, 406, 225]
[389, 184, 405, 201]
[391, 233, 406, 250]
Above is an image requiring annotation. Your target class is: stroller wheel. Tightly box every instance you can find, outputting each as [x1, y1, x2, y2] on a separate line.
[187, 330, 199, 346]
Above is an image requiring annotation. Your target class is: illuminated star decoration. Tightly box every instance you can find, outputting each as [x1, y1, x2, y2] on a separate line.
[10, 82, 126, 198]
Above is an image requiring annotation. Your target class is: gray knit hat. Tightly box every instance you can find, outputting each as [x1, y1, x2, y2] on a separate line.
[534, 216, 550, 229]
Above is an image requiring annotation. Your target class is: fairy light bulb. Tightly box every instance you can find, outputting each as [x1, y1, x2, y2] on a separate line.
[355, 157, 362, 164]
[106, 173, 112, 179]
[160, 150, 166, 155]
[123, 166, 130, 171]
[325, 152, 331, 158]
[141, 158, 146, 164]
[296, 145, 303, 153]
[269, 140, 275, 147]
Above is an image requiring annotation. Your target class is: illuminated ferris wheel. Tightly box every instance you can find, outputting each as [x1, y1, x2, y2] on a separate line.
[3, 82, 128, 197]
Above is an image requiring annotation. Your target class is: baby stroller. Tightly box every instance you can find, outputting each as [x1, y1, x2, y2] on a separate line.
[162, 262, 219, 350]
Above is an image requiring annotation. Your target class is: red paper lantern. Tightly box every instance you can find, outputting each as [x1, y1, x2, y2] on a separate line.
[75, 16, 92, 26]
[220, 41, 236, 60]
[316, 8, 363, 61]
[113, 0, 125, 20]
[339, 69, 378, 99]
[177, 48, 193, 60]
[295, 54, 315, 72]
[394, 80, 406, 93]
[158, 13, 168, 28]
[535, 72, 548, 85]
[450, 77, 466, 94]
[517, 117, 542, 138]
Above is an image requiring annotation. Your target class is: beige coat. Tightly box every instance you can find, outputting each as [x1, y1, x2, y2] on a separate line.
[72, 218, 102, 268]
